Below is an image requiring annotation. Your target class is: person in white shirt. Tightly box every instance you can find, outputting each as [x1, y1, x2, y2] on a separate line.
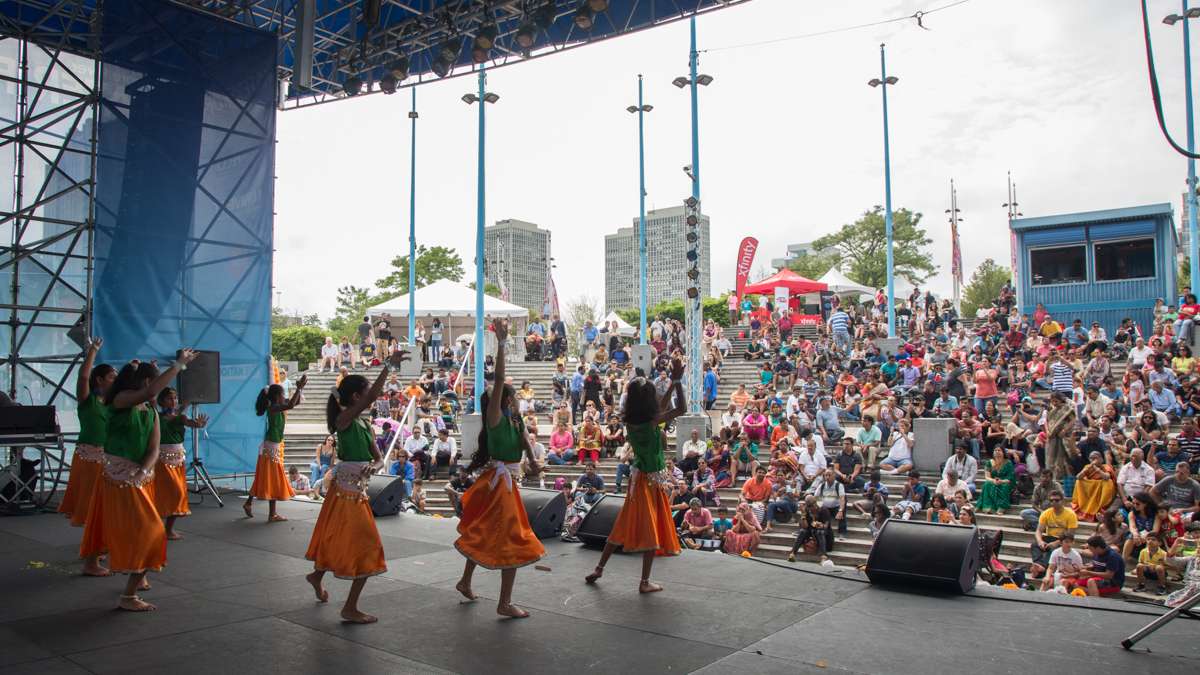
[431, 428, 458, 477]
[1116, 448, 1156, 502]
[403, 426, 433, 480]
[1040, 533, 1085, 591]
[796, 437, 828, 483]
[942, 443, 978, 495]
[879, 419, 914, 474]
[319, 337, 338, 372]
[786, 386, 804, 418]
[679, 428, 706, 473]
[1128, 337, 1154, 369]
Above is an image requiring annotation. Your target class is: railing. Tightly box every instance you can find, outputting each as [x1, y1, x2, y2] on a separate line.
[379, 393, 419, 471]
[453, 332, 475, 398]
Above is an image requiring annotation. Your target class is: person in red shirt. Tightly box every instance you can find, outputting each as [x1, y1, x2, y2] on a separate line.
[1174, 293, 1200, 344]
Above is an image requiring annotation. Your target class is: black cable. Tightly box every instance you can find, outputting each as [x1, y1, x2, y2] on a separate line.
[1140, 0, 1200, 160]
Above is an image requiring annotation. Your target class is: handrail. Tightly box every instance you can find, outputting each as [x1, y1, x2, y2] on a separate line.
[454, 332, 475, 398]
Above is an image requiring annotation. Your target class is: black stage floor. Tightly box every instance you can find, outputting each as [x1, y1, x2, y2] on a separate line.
[1, 496, 1197, 674]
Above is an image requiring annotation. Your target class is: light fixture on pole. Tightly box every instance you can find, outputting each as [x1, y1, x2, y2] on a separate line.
[868, 43, 899, 338]
[627, 74, 653, 345]
[1163, 1, 1200, 293]
[574, 4, 595, 30]
[463, 66, 499, 413]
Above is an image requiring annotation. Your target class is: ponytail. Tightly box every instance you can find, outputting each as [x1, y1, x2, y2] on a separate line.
[466, 390, 493, 473]
[325, 394, 341, 434]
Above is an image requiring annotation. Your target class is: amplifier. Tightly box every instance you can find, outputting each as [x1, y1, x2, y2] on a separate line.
[0, 406, 59, 441]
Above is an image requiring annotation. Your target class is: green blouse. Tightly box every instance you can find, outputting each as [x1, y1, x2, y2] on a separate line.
[264, 411, 284, 443]
[486, 415, 525, 463]
[626, 422, 666, 473]
[106, 406, 156, 464]
[337, 417, 375, 462]
[160, 414, 186, 445]
[76, 393, 110, 447]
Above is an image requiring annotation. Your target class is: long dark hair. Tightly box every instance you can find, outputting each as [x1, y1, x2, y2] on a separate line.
[105, 361, 159, 405]
[466, 386, 518, 473]
[326, 374, 369, 433]
[256, 384, 283, 416]
[89, 363, 116, 395]
[623, 376, 659, 426]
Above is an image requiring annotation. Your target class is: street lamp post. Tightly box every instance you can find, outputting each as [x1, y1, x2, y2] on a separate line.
[868, 43, 899, 338]
[627, 75, 653, 345]
[463, 66, 499, 413]
[407, 87, 418, 347]
[673, 15, 714, 414]
[1164, 5, 1200, 293]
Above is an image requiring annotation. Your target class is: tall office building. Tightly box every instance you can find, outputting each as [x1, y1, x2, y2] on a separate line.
[604, 206, 711, 312]
[484, 219, 551, 312]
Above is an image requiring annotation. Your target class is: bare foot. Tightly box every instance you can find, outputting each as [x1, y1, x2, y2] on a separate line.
[118, 595, 156, 612]
[340, 609, 378, 624]
[497, 603, 530, 619]
[243, 501, 254, 518]
[584, 566, 604, 584]
[306, 571, 329, 603]
[166, 530, 183, 541]
[268, 514, 288, 523]
[639, 580, 664, 594]
[82, 563, 111, 577]
[138, 578, 151, 591]
[455, 580, 478, 601]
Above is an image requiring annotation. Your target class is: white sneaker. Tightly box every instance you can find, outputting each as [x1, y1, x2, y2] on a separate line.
[820, 559, 835, 568]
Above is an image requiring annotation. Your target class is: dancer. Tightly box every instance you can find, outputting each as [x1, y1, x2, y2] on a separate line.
[585, 358, 686, 593]
[153, 387, 209, 539]
[305, 361, 402, 623]
[455, 318, 545, 619]
[59, 337, 115, 576]
[80, 350, 197, 611]
[245, 374, 308, 521]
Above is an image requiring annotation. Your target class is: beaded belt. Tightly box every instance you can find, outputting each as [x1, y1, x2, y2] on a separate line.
[332, 461, 375, 500]
[102, 454, 153, 488]
[159, 443, 186, 467]
[259, 440, 283, 463]
[75, 443, 105, 464]
[631, 467, 673, 491]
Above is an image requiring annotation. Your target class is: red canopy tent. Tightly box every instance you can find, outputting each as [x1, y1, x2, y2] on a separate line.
[742, 269, 828, 295]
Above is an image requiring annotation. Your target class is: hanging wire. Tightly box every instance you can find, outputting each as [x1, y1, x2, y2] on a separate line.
[701, 0, 975, 53]
[1140, 0, 1200, 159]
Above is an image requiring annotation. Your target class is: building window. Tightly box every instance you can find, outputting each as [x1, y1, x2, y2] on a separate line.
[1029, 246, 1086, 285]
[1094, 238, 1155, 282]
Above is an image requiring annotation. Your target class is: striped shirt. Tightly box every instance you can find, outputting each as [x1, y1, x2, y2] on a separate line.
[1050, 362, 1074, 393]
[828, 311, 850, 334]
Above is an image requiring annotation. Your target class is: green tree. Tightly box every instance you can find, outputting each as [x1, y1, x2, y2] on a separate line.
[328, 285, 374, 337]
[785, 252, 838, 282]
[960, 258, 1012, 318]
[375, 245, 464, 298]
[466, 281, 503, 298]
[614, 295, 732, 330]
[272, 306, 321, 329]
[810, 206, 936, 288]
[271, 325, 328, 371]
[564, 294, 601, 355]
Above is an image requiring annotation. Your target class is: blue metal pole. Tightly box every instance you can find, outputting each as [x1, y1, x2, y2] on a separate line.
[880, 43, 896, 338]
[637, 74, 648, 345]
[1184, 2, 1199, 295]
[689, 17, 700, 201]
[473, 66, 487, 413]
[408, 87, 417, 349]
[687, 15, 702, 414]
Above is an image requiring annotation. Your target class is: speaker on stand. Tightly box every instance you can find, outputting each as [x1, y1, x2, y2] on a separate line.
[520, 487, 568, 539]
[177, 350, 223, 507]
[575, 493, 626, 548]
[866, 519, 980, 594]
[366, 474, 408, 517]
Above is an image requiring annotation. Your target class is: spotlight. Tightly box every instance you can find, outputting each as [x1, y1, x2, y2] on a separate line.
[462, 93, 479, 104]
[472, 46, 490, 64]
[343, 75, 363, 96]
[626, 105, 638, 113]
[588, 0, 609, 11]
[695, 74, 714, 86]
[516, 22, 537, 49]
[885, 75, 899, 85]
[475, 24, 498, 50]
[868, 78, 882, 87]
[535, 3, 557, 29]
[686, 250, 698, 262]
[686, 215, 698, 226]
[672, 76, 690, 88]
[686, 231, 698, 243]
[688, 269, 700, 281]
[574, 4, 594, 30]
[380, 73, 398, 94]
[1189, 8, 1200, 19]
[483, 92, 500, 104]
[388, 56, 410, 80]
[439, 39, 460, 63]
[685, 196, 698, 208]
[687, 287, 699, 299]
[1164, 13, 1182, 25]
[432, 58, 452, 78]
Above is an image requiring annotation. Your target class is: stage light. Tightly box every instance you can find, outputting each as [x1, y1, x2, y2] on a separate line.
[695, 74, 714, 86]
[688, 269, 700, 281]
[588, 0, 609, 11]
[484, 92, 500, 103]
[626, 105, 638, 113]
[472, 46, 490, 64]
[686, 215, 698, 226]
[475, 24, 498, 50]
[535, 3, 557, 29]
[868, 78, 882, 87]
[1189, 8, 1200, 19]
[380, 73, 398, 94]
[439, 39, 460, 63]
[388, 56, 410, 80]
[686, 250, 698, 262]
[1164, 13, 1182, 25]
[343, 75, 363, 96]
[885, 75, 899, 85]
[516, 22, 537, 49]
[686, 231, 698, 243]
[574, 4, 594, 30]
[685, 196, 698, 209]
[687, 287, 699, 299]
[672, 76, 689, 88]
[462, 93, 479, 104]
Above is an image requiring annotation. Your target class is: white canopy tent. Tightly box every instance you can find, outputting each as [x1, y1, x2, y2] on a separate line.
[818, 268, 873, 296]
[366, 279, 530, 359]
[602, 311, 637, 337]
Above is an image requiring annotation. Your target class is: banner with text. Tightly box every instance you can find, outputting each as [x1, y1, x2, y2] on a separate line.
[735, 236, 759, 301]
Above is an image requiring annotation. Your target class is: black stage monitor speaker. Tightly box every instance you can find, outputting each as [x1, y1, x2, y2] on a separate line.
[576, 493, 625, 548]
[366, 474, 407, 517]
[177, 350, 220, 404]
[866, 520, 979, 594]
[521, 487, 567, 540]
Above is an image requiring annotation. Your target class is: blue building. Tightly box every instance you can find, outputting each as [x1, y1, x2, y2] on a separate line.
[1011, 203, 1177, 336]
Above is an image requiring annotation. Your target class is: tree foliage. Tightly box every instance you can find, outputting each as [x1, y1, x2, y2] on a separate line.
[467, 281, 503, 298]
[810, 206, 936, 288]
[375, 245, 464, 298]
[960, 258, 1012, 318]
[785, 252, 838, 282]
[614, 295, 732, 330]
[272, 306, 322, 330]
[271, 325, 328, 371]
[564, 294, 601, 355]
[328, 285, 374, 338]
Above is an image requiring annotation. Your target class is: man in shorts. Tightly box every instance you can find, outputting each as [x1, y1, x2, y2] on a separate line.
[1067, 535, 1126, 597]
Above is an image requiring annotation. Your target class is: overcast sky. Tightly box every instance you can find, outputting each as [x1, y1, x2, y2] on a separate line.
[274, 0, 1194, 320]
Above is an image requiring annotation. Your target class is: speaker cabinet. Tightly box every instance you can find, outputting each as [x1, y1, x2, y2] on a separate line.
[575, 493, 625, 548]
[366, 474, 407, 517]
[521, 487, 567, 540]
[866, 520, 979, 594]
[177, 350, 221, 404]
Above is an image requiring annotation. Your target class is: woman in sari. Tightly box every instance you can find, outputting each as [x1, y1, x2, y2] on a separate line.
[1071, 451, 1117, 522]
[975, 448, 1015, 515]
[721, 502, 762, 556]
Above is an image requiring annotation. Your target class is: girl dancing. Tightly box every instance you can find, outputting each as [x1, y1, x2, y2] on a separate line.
[81, 350, 197, 611]
[305, 360, 402, 623]
[585, 358, 686, 592]
[153, 387, 208, 539]
[455, 319, 544, 618]
[245, 374, 307, 521]
[59, 337, 115, 576]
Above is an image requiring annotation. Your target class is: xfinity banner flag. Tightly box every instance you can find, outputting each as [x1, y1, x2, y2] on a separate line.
[735, 236, 759, 301]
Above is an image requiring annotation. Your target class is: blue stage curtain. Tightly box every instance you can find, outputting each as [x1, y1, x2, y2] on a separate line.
[94, 0, 276, 476]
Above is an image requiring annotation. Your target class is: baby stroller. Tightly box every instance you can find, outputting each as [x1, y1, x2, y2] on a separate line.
[977, 528, 1026, 587]
[525, 334, 544, 361]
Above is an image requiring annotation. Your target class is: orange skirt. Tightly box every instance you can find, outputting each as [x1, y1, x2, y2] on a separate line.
[607, 470, 682, 556]
[58, 444, 105, 527]
[305, 469, 386, 579]
[455, 463, 545, 569]
[79, 456, 166, 573]
[151, 445, 190, 517]
[249, 443, 294, 501]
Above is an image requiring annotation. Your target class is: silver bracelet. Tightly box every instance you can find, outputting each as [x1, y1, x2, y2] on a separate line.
[172, 361, 187, 371]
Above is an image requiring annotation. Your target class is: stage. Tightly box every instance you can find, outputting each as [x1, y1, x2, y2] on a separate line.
[0, 498, 1196, 675]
